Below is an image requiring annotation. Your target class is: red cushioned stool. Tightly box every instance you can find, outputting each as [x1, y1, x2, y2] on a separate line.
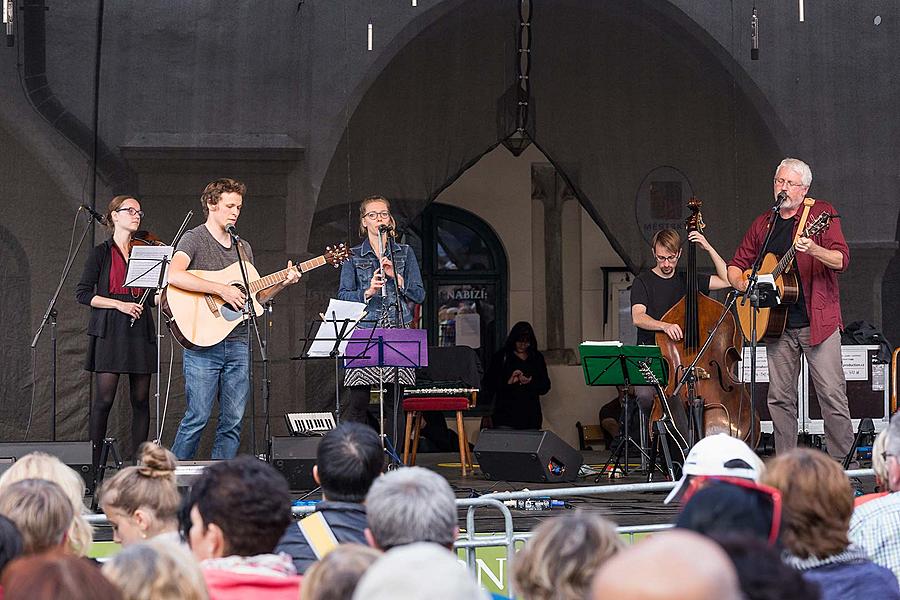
[402, 396, 475, 476]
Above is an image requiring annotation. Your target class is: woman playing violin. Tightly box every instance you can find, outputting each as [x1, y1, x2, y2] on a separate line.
[76, 195, 156, 470]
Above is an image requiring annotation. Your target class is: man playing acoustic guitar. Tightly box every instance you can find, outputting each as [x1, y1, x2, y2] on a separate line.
[168, 178, 300, 460]
[727, 158, 853, 465]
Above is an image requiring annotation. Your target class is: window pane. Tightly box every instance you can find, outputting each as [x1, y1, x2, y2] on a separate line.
[436, 284, 497, 353]
[436, 219, 493, 271]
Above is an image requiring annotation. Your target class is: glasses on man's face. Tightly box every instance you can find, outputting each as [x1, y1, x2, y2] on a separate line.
[773, 177, 806, 189]
[115, 207, 144, 218]
[365, 211, 390, 220]
[882, 452, 895, 462]
[655, 254, 678, 264]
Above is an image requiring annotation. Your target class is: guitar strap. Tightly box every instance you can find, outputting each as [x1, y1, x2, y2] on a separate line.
[785, 197, 816, 272]
[236, 239, 251, 264]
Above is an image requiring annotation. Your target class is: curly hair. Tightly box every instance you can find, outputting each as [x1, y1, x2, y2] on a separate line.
[201, 178, 246, 216]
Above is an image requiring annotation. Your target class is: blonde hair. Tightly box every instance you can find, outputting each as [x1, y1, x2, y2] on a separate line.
[301, 544, 381, 600]
[0, 453, 93, 556]
[512, 511, 623, 600]
[102, 537, 208, 600]
[0, 479, 73, 555]
[100, 443, 180, 534]
[872, 429, 889, 488]
[358, 195, 397, 238]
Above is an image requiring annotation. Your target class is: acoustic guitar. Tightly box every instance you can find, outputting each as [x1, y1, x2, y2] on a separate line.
[735, 212, 832, 343]
[162, 244, 351, 349]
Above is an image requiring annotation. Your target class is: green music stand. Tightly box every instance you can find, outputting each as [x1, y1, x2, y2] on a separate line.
[579, 342, 668, 479]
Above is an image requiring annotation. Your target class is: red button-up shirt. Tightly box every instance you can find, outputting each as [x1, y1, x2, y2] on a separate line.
[728, 199, 849, 347]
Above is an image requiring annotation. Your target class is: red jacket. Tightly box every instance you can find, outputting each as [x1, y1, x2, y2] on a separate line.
[729, 199, 849, 346]
[203, 569, 302, 600]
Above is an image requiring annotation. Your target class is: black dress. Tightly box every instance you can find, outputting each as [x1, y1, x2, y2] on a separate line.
[483, 349, 551, 430]
[76, 240, 156, 374]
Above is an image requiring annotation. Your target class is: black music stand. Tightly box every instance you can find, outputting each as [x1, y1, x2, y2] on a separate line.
[344, 328, 428, 465]
[580, 344, 665, 479]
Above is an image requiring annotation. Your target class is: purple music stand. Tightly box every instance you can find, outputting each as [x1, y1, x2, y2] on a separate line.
[343, 328, 429, 446]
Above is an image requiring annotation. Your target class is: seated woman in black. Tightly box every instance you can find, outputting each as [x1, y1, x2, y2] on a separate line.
[483, 321, 551, 430]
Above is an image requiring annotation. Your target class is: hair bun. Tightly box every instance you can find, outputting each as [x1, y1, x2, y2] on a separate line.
[136, 442, 177, 479]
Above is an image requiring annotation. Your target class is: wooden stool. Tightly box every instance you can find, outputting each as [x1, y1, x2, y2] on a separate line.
[402, 396, 475, 476]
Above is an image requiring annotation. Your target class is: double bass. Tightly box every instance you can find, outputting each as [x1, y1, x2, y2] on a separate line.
[650, 198, 758, 446]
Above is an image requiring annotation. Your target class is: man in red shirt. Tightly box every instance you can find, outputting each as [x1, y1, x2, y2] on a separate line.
[727, 157, 853, 464]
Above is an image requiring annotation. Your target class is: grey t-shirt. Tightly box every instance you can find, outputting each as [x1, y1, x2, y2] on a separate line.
[175, 223, 255, 340]
[176, 224, 254, 271]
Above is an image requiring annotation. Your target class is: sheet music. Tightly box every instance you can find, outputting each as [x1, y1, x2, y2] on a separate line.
[306, 298, 367, 357]
[125, 245, 174, 288]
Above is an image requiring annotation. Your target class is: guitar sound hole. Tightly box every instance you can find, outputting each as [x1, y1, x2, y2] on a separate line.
[220, 284, 249, 322]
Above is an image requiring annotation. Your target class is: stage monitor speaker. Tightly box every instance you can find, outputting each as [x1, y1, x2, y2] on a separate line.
[474, 430, 583, 483]
[269, 436, 320, 490]
[0, 441, 94, 495]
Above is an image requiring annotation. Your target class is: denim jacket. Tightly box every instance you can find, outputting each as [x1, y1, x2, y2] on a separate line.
[338, 238, 425, 328]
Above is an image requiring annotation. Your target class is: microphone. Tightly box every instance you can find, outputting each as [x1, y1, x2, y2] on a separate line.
[772, 190, 788, 210]
[80, 204, 105, 224]
[377, 224, 393, 233]
[750, 7, 759, 61]
[225, 223, 239, 239]
[3, 0, 13, 48]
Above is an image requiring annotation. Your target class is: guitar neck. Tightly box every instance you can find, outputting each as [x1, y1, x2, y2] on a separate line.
[249, 255, 329, 294]
[772, 246, 796, 278]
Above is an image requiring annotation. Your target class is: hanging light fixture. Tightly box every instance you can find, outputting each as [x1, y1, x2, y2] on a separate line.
[502, 0, 532, 157]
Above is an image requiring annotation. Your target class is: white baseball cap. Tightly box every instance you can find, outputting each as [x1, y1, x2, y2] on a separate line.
[664, 433, 764, 504]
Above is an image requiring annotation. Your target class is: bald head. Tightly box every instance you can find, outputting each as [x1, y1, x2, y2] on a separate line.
[591, 530, 740, 600]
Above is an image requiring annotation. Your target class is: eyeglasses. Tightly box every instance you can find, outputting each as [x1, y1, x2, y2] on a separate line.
[882, 452, 895, 462]
[655, 254, 679, 264]
[115, 207, 144, 218]
[365, 211, 391, 220]
[681, 475, 783, 546]
[773, 178, 806, 188]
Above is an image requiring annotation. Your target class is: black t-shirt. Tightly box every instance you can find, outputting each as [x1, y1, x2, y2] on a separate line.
[766, 216, 809, 329]
[630, 270, 710, 345]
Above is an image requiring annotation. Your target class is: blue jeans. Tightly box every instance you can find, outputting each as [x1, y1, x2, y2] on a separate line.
[171, 337, 250, 460]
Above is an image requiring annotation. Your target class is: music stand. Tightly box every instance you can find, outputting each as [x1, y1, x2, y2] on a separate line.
[580, 343, 666, 479]
[124, 244, 175, 443]
[344, 328, 428, 462]
[293, 300, 372, 425]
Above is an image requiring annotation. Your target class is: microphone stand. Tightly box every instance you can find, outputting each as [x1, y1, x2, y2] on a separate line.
[228, 227, 266, 458]
[31, 208, 96, 441]
[740, 196, 784, 446]
[383, 230, 405, 465]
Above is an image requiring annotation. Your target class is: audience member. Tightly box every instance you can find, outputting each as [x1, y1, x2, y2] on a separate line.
[710, 533, 821, 600]
[0, 478, 73, 555]
[512, 511, 622, 600]
[102, 537, 209, 600]
[664, 433, 764, 504]
[850, 413, 900, 579]
[1, 553, 123, 600]
[352, 542, 489, 600]
[676, 476, 782, 545]
[0, 514, 23, 576]
[276, 422, 384, 573]
[0, 452, 93, 555]
[99, 442, 181, 547]
[855, 429, 889, 506]
[185, 455, 301, 599]
[364, 466, 457, 551]
[762, 448, 900, 600]
[300, 543, 381, 600]
[591, 529, 742, 600]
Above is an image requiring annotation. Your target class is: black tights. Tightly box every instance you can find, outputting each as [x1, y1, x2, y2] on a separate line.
[90, 372, 151, 467]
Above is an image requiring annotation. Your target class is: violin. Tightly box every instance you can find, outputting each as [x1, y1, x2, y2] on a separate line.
[128, 230, 165, 325]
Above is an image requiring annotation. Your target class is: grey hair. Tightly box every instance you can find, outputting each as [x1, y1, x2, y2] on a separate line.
[365, 467, 457, 550]
[775, 157, 812, 187]
[885, 413, 900, 463]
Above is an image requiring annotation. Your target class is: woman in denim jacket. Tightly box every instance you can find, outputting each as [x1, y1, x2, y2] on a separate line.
[338, 196, 425, 433]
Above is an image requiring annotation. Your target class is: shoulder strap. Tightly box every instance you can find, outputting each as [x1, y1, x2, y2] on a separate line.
[236, 239, 251, 264]
[297, 511, 340, 560]
[792, 197, 816, 244]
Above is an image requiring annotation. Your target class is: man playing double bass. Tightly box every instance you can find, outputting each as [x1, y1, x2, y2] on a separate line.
[630, 228, 732, 432]
[727, 157, 853, 465]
